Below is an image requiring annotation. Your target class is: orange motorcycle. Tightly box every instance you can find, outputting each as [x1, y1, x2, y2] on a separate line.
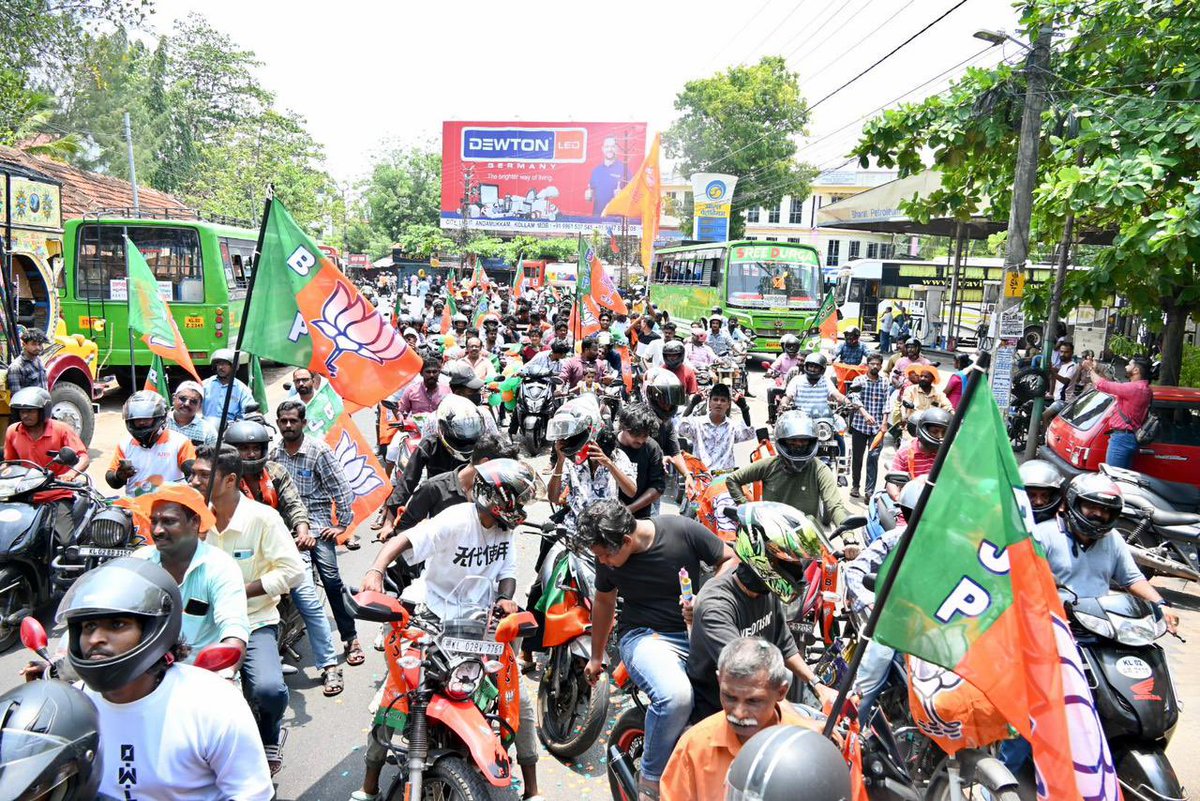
[348, 576, 536, 800]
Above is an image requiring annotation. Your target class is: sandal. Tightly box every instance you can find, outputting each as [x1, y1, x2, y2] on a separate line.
[345, 639, 366, 666]
[264, 729, 287, 776]
[346, 535, 362, 551]
[637, 778, 660, 801]
[350, 791, 379, 801]
[322, 666, 344, 697]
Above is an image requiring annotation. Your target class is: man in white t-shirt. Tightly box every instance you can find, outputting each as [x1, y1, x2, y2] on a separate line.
[56, 557, 273, 801]
[106, 391, 197, 497]
[357, 458, 544, 801]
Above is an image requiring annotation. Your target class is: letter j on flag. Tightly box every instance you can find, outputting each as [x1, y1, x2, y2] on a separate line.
[241, 199, 421, 407]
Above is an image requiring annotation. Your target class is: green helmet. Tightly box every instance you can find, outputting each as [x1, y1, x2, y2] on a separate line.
[733, 502, 823, 603]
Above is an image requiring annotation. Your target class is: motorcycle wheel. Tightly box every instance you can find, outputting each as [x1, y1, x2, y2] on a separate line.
[0, 566, 35, 652]
[537, 649, 610, 758]
[925, 755, 1021, 801]
[386, 754, 493, 801]
[523, 426, 543, 458]
[607, 705, 646, 801]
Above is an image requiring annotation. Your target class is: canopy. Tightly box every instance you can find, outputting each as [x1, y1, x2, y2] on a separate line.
[817, 169, 1002, 239]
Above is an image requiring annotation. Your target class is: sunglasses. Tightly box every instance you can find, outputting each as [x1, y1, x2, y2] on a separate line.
[174, 395, 201, 406]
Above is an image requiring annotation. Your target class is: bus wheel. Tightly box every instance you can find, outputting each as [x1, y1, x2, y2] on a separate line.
[50, 382, 95, 446]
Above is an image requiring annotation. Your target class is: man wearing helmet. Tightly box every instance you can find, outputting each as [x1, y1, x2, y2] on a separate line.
[724, 724, 852, 801]
[658, 340, 701, 396]
[783, 351, 850, 417]
[685, 504, 837, 724]
[358, 459, 544, 801]
[641, 370, 696, 503]
[166, 380, 217, 447]
[546, 396, 637, 532]
[106, 391, 197, 497]
[707, 315, 733, 358]
[887, 337, 930, 376]
[4, 386, 90, 504]
[201, 349, 253, 423]
[451, 312, 470, 341]
[1019, 459, 1066, 525]
[397, 394, 486, 508]
[765, 334, 805, 424]
[663, 638, 822, 801]
[1033, 473, 1179, 633]
[723, 411, 851, 528]
[0, 679, 104, 801]
[56, 558, 273, 798]
[890, 408, 949, 479]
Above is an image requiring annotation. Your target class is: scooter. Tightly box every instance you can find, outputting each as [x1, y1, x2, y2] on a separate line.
[1066, 592, 1185, 800]
[513, 362, 562, 456]
[1101, 463, 1200, 582]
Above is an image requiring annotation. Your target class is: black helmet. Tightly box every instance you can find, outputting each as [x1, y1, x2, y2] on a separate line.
[1020, 459, 1066, 524]
[471, 459, 543, 529]
[57, 558, 182, 694]
[773, 411, 818, 472]
[897, 476, 927, 520]
[780, 334, 801, 356]
[225, 420, 272, 474]
[1065, 473, 1123, 541]
[914, 407, 950, 450]
[644, 368, 685, 420]
[436, 395, 484, 460]
[122, 390, 169, 448]
[547, 397, 600, 457]
[725, 725, 852, 801]
[0, 680, 101, 801]
[845, 327, 861, 339]
[803, 351, 827, 379]
[10, 387, 52, 422]
[733, 503, 823, 602]
[662, 340, 686, 369]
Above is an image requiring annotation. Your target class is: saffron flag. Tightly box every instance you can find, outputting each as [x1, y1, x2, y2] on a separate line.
[588, 243, 627, 315]
[441, 281, 458, 335]
[241, 199, 421, 407]
[143, 354, 171, 400]
[125, 238, 202, 383]
[873, 379, 1118, 801]
[512, 264, 525, 300]
[602, 133, 661, 269]
[300, 381, 391, 542]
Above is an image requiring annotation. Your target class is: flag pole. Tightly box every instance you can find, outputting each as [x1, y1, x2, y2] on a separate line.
[574, 233, 583, 346]
[821, 351, 993, 739]
[205, 187, 273, 503]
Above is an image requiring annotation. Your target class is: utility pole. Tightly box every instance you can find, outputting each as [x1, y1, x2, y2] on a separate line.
[458, 165, 475, 279]
[988, 24, 1053, 418]
[123, 112, 140, 213]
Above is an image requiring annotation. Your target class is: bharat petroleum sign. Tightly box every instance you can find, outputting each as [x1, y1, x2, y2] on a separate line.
[691, 172, 739, 242]
[461, 127, 588, 163]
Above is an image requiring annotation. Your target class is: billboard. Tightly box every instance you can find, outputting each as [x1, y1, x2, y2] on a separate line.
[690, 172, 738, 242]
[441, 121, 647, 236]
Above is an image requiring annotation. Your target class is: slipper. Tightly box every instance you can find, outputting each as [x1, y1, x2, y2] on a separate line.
[264, 729, 287, 777]
[346, 536, 362, 551]
[346, 639, 366, 667]
[637, 778, 660, 801]
[349, 791, 379, 801]
[322, 666, 344, 697]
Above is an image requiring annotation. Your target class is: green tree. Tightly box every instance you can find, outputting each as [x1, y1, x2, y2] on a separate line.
[395, 224, 457, 260]
[665, 56, 816, 239]
[852, 0, 1200, 385]
[356, 144, 441, 243]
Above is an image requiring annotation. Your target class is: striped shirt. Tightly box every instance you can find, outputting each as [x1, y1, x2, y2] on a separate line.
[270, 436, 356, 530]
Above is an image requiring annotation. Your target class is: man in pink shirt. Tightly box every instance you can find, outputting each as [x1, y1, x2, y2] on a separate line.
[561, 335, 613, 389]
[1082, 355, 1153, 469]
[393, 354, 448, 416]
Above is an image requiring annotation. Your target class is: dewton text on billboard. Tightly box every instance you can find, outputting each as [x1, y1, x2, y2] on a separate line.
[461, 127, 587, 163]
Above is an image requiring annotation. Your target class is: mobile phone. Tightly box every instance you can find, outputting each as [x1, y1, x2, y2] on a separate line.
[574, 443, 590, 465]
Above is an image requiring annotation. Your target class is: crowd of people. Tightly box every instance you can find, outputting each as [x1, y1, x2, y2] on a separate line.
[0, 269, 1174, 801]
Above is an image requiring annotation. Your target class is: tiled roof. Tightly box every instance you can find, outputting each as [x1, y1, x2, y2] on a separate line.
[0, 145, 191, 220]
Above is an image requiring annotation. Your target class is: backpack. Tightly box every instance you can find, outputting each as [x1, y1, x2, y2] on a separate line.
[1116, 387, 1160, 445]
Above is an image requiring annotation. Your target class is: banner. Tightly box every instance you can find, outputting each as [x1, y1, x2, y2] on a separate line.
[441, 121, 647, 235]
[690, 173, 738, 242]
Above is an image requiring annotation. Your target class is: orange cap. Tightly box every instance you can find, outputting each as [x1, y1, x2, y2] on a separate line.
[127, 483, 216, 533]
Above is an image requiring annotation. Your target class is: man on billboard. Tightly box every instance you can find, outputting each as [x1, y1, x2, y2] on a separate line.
[585, 136, 630, 216]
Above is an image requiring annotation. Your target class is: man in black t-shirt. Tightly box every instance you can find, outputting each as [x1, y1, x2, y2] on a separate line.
[616, 403, 667, 519]
[580, 500, 734, 798]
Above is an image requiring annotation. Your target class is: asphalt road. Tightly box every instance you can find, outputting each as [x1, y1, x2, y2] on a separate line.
[0, 361, 1196, 801]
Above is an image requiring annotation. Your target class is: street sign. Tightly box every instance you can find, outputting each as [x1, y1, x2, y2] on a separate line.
[1004, 272, 1026, 298]
[998, 306, 1026, 339]
[992, 346, 1017, 410]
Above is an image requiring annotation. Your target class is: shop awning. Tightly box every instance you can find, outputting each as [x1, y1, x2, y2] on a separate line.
[817, 169, 1002, 238]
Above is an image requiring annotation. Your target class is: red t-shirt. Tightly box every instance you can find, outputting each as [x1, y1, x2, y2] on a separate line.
[891, 439, 937, 478]
[4, 419, 86, 502]
[667, 363, 700, 395]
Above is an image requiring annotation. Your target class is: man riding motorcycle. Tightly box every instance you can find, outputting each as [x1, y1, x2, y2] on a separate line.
[890, 407, 949, 479]
[106, 391, 196, 497]
[765, 334, 804, 423]
[4, 387, 90, 531]
[1019, 459, 1066, 524]
[643, 368, 696, 504]
[395, 395, 484, 508]
[784, 352, 850, 417]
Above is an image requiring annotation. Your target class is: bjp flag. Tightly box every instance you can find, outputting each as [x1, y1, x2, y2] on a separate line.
[603, 133, 661, 269]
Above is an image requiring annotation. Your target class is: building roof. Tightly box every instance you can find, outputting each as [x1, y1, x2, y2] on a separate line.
[0, 145, 188, 220]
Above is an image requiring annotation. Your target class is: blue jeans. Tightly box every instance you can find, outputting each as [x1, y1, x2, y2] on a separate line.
[293, 552, 338, 669]
[619, 627, 692, 782]
[879, 331, 891, 353]
[312, 536, 357, 643]
[242, 625, 288, 746]
[1106, 430, 1138, 469]
[855, 638, 902, 725]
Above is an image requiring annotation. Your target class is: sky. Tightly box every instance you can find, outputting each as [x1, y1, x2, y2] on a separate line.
[149, 0, 1024, 183]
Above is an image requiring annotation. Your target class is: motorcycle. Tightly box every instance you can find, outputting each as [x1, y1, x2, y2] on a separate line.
[513, 362, 562, 456]
[1066, 592, 1185, 800]
[0, 448, 138, 652]
[761, 360, 798, 424]
[385, 412, 431, 475]
[1006, 366, 1048, 451]
[532, 523, 610, 758]
[797, 401, 854, 488]
[346, 576, 537, 800]
[1101, 463, 1200, 582]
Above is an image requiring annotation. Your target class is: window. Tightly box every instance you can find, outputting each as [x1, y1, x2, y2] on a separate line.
[768, 205, 780, 224]
[848, 240, 861, 260]
[866, 242, 879, 259]
[219, 237, 256, 298]
[1059, 390, 1113, 432]
[765, 237, 777, 242]
[76, 225, 203, 302]
[1155, 404, 1200, 447]
[654, 250, 719, 286]
[881, 243, 896, 259]
[745, 235, 757, 241]
[745, 208, 761, 223]
[826, 239, 840, 267]
[789, 197, 804, 224]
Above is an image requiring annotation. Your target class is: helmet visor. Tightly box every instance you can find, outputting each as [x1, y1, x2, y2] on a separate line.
[56, 564, 172, 626]
[0, 730, 78, 799]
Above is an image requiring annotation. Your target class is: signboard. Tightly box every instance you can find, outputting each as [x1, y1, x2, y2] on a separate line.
[1004, 271, 1026, 298]
[997, 306, 1026, 339]
[992, 346, 1017, 409]
[108, 279, 172, 302]
[0, 176, 63, 231]
[440, 121, 647, 235]
[690, 172, 738, 243]
[347, 253, 370, 268]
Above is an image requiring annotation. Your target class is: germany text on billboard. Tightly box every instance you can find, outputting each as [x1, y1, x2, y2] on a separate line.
[441, 121, 647, 235]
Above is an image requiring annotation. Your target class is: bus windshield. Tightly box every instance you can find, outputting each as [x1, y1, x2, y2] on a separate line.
[727, 258, 821, 308]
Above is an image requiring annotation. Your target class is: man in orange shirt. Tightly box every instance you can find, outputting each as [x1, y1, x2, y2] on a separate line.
[3, 387, 89, 518]
[660, 637, 821, 801]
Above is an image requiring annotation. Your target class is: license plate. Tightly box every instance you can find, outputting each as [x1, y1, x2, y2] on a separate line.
[441, 637, 503, 657]
[77, 547, 134, 559]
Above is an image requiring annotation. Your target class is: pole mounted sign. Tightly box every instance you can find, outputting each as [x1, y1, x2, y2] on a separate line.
[690, 173, 738, 242]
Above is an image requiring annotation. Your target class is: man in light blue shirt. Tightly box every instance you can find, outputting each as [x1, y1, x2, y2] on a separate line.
[202, 349, 254, 423]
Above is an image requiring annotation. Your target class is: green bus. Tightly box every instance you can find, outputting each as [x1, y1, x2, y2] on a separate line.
[62, 214, 258, 377]
[649, 240, 825, 353]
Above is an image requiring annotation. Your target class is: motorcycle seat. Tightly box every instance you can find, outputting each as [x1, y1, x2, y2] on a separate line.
[1150, 508, 1200, 528]
[1138, 474, 1200, 513]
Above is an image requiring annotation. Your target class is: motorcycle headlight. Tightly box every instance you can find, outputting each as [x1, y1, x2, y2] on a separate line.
[1073, 609, 1116, 640]
[87, 509, 132, 549]
[445, 658, 484, 700]
[815, 421, 835, 441]
[1114, 614, 1166, 647]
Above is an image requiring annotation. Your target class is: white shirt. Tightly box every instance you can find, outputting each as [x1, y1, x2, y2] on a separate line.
[84, 664, 273, 801]
[405, 503, 516, 619]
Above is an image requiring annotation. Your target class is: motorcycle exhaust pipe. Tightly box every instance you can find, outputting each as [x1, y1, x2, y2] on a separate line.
[1130, 548, 1200, 583]
[609, 744, 640, 800]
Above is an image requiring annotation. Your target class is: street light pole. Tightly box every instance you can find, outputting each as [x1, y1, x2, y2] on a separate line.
[985, 25, 1053, 427]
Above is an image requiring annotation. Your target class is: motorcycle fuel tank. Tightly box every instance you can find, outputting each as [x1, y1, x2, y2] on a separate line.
[0, 502, 50, 556]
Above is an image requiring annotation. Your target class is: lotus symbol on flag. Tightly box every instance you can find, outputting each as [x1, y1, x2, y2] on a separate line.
[312, 283, 406, 376]
[909, 658, 965, 741]
[334, 430, 384, 498]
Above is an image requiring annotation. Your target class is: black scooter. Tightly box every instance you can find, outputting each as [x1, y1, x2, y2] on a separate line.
[512, 362, 562, 456]
[1067, 593, 1185, 800]
[1100, 463, 1200, 583]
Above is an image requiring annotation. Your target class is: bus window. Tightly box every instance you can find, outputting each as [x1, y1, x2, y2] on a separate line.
[709, 258, 722, 288]
[220, 237, 256, 297]
[848, 280, 864, 303]
[76, 225, 203, 302]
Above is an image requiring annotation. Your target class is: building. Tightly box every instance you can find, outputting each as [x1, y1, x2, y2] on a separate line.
[661, 168, 909, 275]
